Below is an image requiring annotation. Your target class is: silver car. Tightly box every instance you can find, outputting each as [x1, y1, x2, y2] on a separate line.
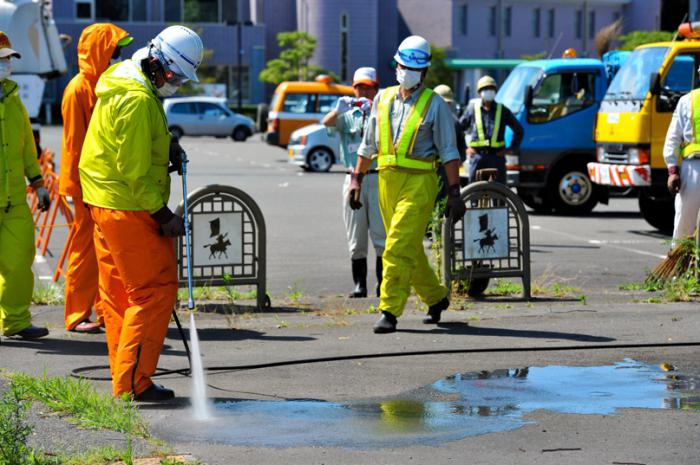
[163, 96, 255, 142]
[288, 123, 340, 172]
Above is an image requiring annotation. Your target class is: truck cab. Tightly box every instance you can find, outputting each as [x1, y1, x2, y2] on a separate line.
[589, 34, 700, 232]
[498, 57, 615, 214]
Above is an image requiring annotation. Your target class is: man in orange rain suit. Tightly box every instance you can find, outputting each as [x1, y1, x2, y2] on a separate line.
[59, 24, 132, 333]
[79, 26, 203, 401]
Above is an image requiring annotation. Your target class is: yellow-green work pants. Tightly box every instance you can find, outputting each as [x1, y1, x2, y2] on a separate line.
[378, 168, 448, 317]
[0, 204, 35, 335]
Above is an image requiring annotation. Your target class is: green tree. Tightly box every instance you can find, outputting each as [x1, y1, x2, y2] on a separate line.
[618, 30, 675, 51]
[423, 45, 456, 90]
[259, 31, 338, 84]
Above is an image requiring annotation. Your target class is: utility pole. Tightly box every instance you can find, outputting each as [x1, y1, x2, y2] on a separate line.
[237, 22, 243, 112]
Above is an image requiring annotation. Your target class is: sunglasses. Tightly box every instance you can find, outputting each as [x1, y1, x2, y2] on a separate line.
[151, 45, 189, 86]
[398, 49, 431, 65]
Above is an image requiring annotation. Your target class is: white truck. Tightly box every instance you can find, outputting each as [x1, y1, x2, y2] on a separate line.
[0, 0, 66, 145]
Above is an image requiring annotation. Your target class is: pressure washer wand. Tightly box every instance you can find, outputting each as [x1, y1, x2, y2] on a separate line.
[180, 149, 195, 310]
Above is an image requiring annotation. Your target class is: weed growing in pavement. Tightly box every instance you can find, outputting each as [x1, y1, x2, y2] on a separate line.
[427, 195, 448, 280]
[0, 382, 32, 465]
[274, 314, 288, 329]
[9, 373, 148, 437]
[32, 283, 64, 305]
[285, 282, 304, 303]
[485, 279, 521, 296]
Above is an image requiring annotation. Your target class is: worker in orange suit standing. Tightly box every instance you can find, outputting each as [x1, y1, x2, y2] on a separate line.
[59, 24, 132, 333]
[79, 26, 203, 401]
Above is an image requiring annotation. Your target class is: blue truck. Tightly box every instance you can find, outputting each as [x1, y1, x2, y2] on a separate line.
[494, 52, 629, 214]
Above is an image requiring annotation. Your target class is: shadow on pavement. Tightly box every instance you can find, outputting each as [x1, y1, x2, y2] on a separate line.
[398, 322, 615, 342]
[1, 337, 185, 357]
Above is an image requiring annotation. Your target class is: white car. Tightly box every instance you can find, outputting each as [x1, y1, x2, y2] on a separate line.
[163, 96, 255, 142]
[287, 123, 341, 172]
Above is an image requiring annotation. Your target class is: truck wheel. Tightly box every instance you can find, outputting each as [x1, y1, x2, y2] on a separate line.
[638, 189, 674, 233]
[256, 103, 269, 133]
[548, 164, 598, 214]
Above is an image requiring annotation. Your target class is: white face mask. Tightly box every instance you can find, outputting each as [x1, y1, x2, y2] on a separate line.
[157, 82, 179, 97]
[0, 60, 11, 81]
[480, 89, 496, 102]
[396, 67, 421, 90]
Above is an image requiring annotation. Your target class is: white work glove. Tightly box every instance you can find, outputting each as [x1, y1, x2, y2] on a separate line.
[334, 96, 356, 114]
[356, 97, 372, 112]
[36, 187, 50, 212]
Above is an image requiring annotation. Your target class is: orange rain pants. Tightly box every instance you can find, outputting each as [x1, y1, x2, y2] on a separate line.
[91, 206, 177, 397]
[60, 24, 130, 330]
[64, 197, 102, 330]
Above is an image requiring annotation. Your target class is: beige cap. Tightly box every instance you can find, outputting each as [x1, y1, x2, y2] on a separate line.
[433, 84, 454, 104]
[0, 31, 21, 59]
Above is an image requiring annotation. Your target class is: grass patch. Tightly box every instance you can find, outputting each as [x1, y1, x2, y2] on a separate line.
[32, 283, 64, 305]
[485, 279, 522, 296]
[8, 373, 148, 438]
[285, 282, 304, 303]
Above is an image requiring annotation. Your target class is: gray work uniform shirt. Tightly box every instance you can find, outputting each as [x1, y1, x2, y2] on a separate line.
[327, 108, 376, 170]
[460, 99, 523, 152]
[357, 85, 460, 164]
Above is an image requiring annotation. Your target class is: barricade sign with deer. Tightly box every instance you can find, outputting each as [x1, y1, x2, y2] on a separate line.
[441, 180, 531, 299]
[174, 184, 270, 310]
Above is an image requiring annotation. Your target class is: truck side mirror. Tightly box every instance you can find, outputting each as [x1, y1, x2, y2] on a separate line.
[525, 85, 534, 108]
[649, 72, 661, 96]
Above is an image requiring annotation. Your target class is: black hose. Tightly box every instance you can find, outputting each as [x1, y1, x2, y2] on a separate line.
[70, 340, 700, 381]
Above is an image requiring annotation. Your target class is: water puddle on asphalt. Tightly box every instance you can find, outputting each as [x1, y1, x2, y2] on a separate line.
[157, 359, 700, 448]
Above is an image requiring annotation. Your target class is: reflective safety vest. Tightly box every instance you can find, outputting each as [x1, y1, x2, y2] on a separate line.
[681, 88, 700, 159]
[377, 85, 436, 171]
[469, 102, 505, 149]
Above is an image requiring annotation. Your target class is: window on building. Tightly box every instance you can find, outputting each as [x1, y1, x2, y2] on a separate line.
[165, 0, 181, 21]
[184, 0, 219, 22]
[547, 9, 555, 38]
[532, 8, 541, 38]
[459, 4, 468, 35]
[575, 10, 582, 39]
[132, 0, 147, 21]
[612, 11, 621, 22]
[282, 93, 314, 114]
[589, 10, 596, 38]
[230, 65, 251, 102]
[489, 6, 497, 36]
[527, 72, 597, 123]
[96, 0, 128, 21]
[504, 7, 512, 37]
[340, 13, 349, 82]
[75, 0, 94, 20]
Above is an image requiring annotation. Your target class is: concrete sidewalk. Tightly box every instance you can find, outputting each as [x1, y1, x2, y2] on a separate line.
[1, 293, 699, 464]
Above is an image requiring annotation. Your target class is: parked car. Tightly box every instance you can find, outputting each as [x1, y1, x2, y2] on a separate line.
[288, 123, 340, 172]
[265, 76, 354, 147]
[163, 96, 255, 142]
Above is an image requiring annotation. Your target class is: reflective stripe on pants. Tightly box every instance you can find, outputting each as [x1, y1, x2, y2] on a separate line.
[64, 196, 103, 330]
[378, 169, 448, 317]
[0, 203, 35, 335]
[342, 173, 385, 259]
[91, 207, 178, 397]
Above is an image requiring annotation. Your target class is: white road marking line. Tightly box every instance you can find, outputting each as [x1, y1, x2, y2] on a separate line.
[278, 182, 289, 188]
[535, 226, 666, 259]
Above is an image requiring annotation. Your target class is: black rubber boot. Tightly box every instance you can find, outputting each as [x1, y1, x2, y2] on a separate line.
[373, 311, 397, 334]
[135, 383, 175, 402]
[423, 297, 450, 324]
[349, 258, 368, 298]
[375, 256, 383, 298]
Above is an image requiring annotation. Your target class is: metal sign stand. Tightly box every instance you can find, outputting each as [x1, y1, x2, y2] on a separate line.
[175, 184, 270, 310]
[442, 176, 531, 299]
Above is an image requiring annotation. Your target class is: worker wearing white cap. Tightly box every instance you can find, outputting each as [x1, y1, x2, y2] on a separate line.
[323, 67, 385, 298]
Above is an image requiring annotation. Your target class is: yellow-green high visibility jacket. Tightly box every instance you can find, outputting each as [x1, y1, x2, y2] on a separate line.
[0, 79, 41, 210]
[681, 88, 700, 159]
[79, 59, 171, 213]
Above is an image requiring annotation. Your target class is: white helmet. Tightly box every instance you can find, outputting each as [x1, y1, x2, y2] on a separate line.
[151, 25, 203, 82]
[394, 35, 431, 69]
